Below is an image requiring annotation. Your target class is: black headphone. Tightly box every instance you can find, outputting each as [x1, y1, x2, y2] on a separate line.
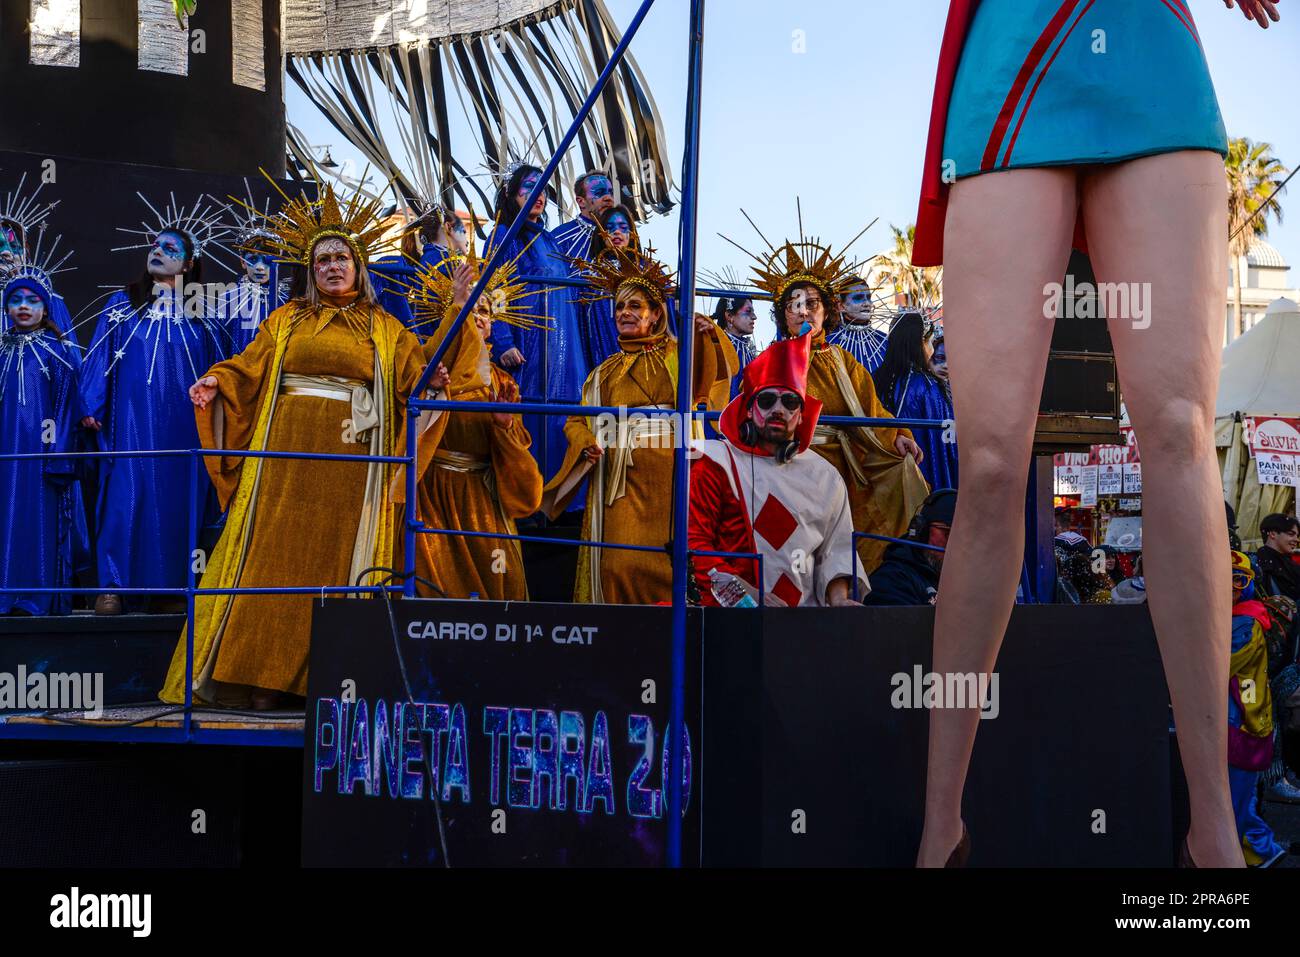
[905, 488, 957, 540]
[740, 412, 799, 464]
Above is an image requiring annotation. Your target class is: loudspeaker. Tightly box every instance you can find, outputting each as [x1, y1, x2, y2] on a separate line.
[1038, 251, 1120, 418]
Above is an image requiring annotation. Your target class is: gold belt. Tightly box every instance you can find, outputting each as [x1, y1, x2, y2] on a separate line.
[279, 373, 378, 441]
[433, 450, 489, 473]
[812, 424, 869, 487]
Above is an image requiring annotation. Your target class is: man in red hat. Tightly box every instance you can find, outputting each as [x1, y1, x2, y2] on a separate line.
[689, 333, 866, 607]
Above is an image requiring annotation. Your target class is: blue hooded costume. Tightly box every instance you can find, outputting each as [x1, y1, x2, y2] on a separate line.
[221, 267, 289, 354]
[0, 274, 89, 613]
[486, 220, 588, 485]
[81, 286, 224, 601]
[891, 369, 958, 490]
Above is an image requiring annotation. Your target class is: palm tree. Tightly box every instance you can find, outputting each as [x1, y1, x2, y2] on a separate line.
[1225, 137, 1287, 339]
[880, 223, 943, 313]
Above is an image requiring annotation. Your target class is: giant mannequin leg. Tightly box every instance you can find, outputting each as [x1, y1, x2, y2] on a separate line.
[916, 167, 1078, 866]
[1083, 150, 1241, 867]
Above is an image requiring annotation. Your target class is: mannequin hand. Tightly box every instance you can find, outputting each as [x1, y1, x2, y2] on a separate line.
[1224, 0, 1281, 27]
[895, 434, 924, 463]
[189, 375, 218, 409]
[582, 445, 603, 463]
[693, 312, 714, 335]
[500, 347, 525, 368]
[451, 262, 473, 308]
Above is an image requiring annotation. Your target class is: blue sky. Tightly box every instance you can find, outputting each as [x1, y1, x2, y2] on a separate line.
[289, 0, 1299, 339]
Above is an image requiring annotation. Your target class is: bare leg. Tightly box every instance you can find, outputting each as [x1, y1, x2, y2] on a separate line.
[916, 167, 1078, 866]
[1083, 150, 1242, 867]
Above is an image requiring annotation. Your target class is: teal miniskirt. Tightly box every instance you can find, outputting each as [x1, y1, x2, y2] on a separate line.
[943, 0, 1228, 178]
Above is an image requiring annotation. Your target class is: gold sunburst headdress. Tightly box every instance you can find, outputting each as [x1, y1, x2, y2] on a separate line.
[405, 211, 551, 334]
[563, 241, 675, 309]
[230, 170, 394, 267]
[719, 202, 876, 309]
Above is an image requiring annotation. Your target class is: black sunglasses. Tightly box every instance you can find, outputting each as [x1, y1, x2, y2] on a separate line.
[754, 391, 802, 412]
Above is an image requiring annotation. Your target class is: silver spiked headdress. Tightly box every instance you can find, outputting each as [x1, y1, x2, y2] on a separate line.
[112, 191, 237, 271]
[0, 172, 58, 248]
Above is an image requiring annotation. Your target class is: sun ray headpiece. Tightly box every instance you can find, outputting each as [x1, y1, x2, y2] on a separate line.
[230, 170, 395, 268]
[405, 209, 551, 333]
[719, 201, 876, 308]
[562, 241, 675, 309]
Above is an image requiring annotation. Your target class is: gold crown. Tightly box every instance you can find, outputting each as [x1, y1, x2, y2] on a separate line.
[404, 212, 551, 333]
[720, 204, 874, 306]
[562, 242, 675, 307]
[230, 170, 395, 267]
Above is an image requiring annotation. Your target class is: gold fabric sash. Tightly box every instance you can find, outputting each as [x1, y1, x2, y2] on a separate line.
[280, 372, 379, 442]
[603, 409, 677, 505]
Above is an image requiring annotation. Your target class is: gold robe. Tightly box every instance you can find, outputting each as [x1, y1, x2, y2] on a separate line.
[160, 298, 446, 703]
[415, 313, 542, 600]
[544, 325, 737, 604]
[806, 335, 930, 574]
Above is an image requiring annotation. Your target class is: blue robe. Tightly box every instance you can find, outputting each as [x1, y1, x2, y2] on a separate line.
[81, 290, 223, 598]
[551, 217, 620, 372]
[368, 258, 417, 332]
[828, 324, 887, 373]
[0, 323, 84, 614]
[221, 273, 289, 355]
[724, 331, 757, 400]
[892, 369, 958, 490]
[486, 221, 589, 485]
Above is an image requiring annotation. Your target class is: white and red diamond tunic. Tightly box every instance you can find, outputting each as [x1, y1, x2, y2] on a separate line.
[689, 438, 868, 607]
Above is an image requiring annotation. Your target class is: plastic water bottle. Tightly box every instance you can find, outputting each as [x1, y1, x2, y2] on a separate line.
[708, 568, 758, 608]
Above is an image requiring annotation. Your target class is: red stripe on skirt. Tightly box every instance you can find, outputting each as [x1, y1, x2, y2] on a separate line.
[1160, 0, 1202, 48]
[980, 0, 1082, 172]
[1001, 0, 1097, 169]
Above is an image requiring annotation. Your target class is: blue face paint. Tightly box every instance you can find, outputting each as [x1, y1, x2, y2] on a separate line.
[0, 225, 21, 259]
[6, 287, 45, 325]
[586, 178, 613, 201]
[605, 213, 631, 236]
[152, 231, 187, 262]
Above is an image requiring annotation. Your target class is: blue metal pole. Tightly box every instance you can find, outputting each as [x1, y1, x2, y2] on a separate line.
[667, 0, 707, 869]
[413, 0, 659, 396]
[184, 452, 198, 741]
[404, 403, 419, 598]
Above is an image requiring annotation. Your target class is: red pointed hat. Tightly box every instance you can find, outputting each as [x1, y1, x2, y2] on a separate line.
[717, 333, 823, 455]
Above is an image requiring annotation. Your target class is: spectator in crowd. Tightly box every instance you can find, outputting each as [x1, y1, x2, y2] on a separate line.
[863, 489, 956, 606]
[1110, 555, 1148, 605]
[1253, 513, 1300, 603]
[1227, 550, 1287, 867]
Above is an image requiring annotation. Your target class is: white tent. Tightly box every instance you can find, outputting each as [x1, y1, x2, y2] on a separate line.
[1216, 297, 1300, 548]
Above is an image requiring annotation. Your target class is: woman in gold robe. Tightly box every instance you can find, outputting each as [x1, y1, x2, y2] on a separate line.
[160, 183, 454, 710]
[746, 236, 929, 574]
[543, 245, 737, 604]
[410, 250, 544, 601]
